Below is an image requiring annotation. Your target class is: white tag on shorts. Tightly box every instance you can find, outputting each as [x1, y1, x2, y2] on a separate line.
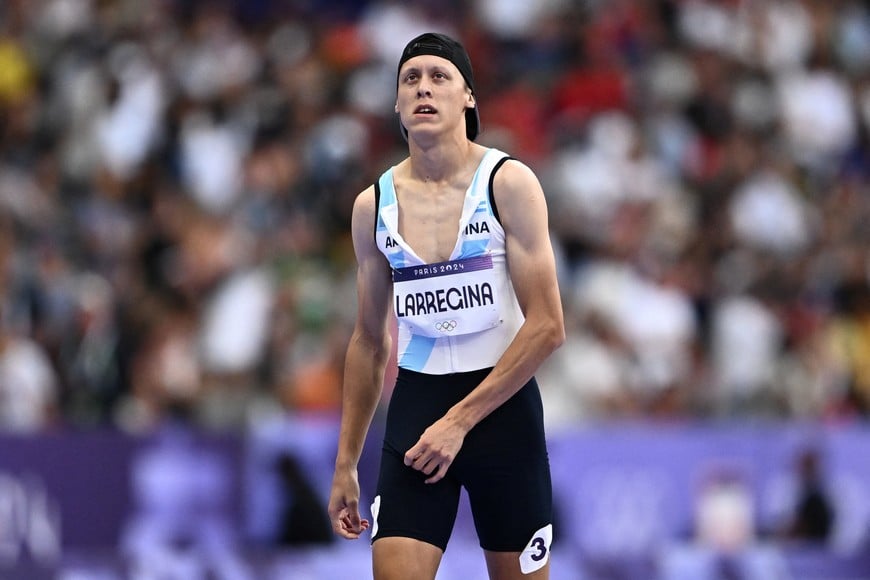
[519, 523, 552, 574]
[370, 495, 381, 538]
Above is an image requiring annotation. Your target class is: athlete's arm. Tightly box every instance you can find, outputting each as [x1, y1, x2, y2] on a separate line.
[328, 186, 394, 539]
[404, 159, 565, 483]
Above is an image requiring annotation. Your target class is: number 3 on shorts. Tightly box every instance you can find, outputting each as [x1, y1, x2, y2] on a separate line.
[519, 523, 553, 574]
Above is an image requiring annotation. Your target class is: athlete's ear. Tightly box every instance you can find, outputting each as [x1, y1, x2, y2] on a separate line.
[466, 92, 475, 110]
[395, 101, 400, 114]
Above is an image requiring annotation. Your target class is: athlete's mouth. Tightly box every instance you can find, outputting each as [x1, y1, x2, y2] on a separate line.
[414, 104, 438, 114]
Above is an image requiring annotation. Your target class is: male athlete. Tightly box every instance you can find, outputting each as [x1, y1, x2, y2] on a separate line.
[328, 32, 565, 579]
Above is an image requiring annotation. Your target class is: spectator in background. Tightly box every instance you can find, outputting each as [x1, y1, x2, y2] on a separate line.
[58, 272, 125, 425]
[785, 448, 836, 543]
[826, 279, 870, 415]
[275, 453, 335, 547]
[0, 304, 59, 432]
[709, 289, 784, 416]
[279, 321, 350, 414]
[538, 308, 634, 430]
[119, 297, 202, 432]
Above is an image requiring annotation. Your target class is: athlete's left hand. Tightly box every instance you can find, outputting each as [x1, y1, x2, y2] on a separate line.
[404, 416, 467, 484]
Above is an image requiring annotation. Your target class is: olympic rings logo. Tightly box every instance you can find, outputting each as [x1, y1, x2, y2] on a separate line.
[434, 320, 457, 332]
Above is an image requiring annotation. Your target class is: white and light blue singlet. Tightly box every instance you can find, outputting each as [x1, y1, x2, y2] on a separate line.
[375, 148, 524, 375]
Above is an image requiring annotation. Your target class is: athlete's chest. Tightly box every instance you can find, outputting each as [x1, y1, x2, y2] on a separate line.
[395, 183, 467, 263]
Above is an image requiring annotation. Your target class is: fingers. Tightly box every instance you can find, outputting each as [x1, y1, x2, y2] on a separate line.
[328, 502, 369, 540]
[404, 448, 431, 472]
[403, 444, 421, 467]
[424, 462, 447, 484]
[404, 447, 452, 484]
[338, 511, 370, 538]
[331, 505, 370, 539]
[405, 426, 463, 484]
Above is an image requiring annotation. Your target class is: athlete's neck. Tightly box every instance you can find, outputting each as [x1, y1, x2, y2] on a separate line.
[407, 136, 479, 184]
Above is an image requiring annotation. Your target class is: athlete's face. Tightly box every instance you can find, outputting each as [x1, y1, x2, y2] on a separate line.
[396, 54, 475, 139]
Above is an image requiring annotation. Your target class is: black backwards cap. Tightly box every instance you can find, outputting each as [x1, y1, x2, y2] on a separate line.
[397, 32, 480, 141]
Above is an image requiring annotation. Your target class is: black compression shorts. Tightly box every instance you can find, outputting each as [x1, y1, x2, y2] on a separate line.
[371, 367, 553, 553]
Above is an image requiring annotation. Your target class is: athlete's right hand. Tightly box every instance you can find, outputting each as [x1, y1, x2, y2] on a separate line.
[328, 467, 370, 539]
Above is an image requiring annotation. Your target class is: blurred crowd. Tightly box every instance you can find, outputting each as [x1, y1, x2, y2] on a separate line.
[0, 0, 869, 434]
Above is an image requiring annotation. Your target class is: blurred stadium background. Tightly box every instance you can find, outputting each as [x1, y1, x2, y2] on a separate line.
[1, 0, 870, 578]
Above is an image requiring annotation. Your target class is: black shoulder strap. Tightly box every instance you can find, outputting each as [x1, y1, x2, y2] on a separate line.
[488, 156, 514, 225]
[373, 181, 381, 241]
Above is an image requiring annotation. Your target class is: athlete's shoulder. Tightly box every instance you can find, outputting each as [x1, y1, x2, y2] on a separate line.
[492, 156, 541, 196]
[355, 184, 376, 208]
[352, 184, 378, 234]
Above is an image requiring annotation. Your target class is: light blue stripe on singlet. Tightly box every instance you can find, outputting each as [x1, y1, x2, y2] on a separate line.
[398, 333, 437, 370]
[379, 171, 396, 203]
[377, 171, 411, 268]
[457, 238, 488, 259]
[466, 156, 486, 203]
[459, 149, 495, 259]
[376, 174, 392, 232]
[456, 161, 495, 259]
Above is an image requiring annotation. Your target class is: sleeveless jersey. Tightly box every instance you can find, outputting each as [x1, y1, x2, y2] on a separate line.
[375, 148, 524, 374]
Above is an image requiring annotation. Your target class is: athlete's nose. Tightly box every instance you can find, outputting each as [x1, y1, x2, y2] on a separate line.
[416, 79, 432, 98]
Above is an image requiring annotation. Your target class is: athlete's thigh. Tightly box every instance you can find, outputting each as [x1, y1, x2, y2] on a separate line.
[373, 536, 443, 580]
[467, 459, 553, 579]
[484, 550, 550, 580]
[371, 445, 462, 551]
[463, 454, 553, 552]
